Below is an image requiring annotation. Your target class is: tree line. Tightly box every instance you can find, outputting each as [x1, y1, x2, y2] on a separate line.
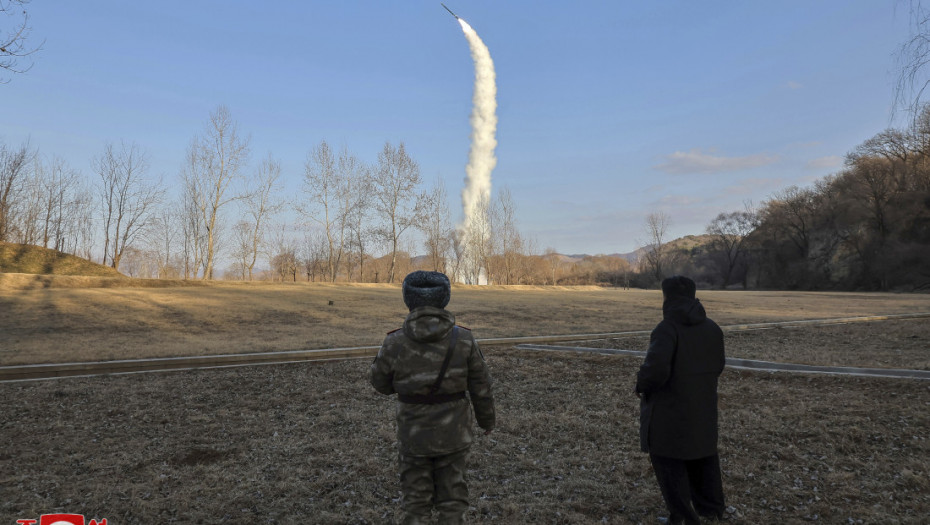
[0, 105, 575, 285]
[5, 103, 930, 290]
[636, 107, 930, 292]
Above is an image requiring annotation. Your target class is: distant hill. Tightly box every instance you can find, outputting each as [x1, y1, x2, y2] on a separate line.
[0, 242, 125, 277]
[665, 234, 715, 253]
[566, 234, 716, 262]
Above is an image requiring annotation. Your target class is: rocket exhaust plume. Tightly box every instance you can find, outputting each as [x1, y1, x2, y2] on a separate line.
[446, 6, 498, 282]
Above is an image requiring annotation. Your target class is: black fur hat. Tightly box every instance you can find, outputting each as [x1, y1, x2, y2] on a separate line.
[661, 275, 696, 299]
[402, 271, 451, 311]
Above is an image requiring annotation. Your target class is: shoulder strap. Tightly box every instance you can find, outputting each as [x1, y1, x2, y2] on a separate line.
[429, 326, 459, 395]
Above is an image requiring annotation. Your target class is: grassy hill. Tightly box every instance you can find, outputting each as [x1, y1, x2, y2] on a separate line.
[611, 234, 716, 262]
[666, 233, 715, 253]
[0, 242, 125, 277]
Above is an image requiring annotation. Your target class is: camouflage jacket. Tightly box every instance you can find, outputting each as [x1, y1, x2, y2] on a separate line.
[370, 306, 496, 457]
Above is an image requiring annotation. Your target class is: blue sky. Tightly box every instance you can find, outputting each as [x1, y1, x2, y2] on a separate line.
[1, 1, 911, 256]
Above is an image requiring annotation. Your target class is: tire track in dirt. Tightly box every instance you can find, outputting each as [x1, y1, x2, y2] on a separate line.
[2, 313, 928, 382]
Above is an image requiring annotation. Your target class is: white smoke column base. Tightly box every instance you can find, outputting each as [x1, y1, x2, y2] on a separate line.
[455, 18, 497, 284]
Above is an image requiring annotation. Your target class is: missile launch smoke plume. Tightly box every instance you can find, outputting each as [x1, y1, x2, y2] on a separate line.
[454, 18, 497, 279]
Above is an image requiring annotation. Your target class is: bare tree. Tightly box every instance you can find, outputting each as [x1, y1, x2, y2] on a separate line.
[420, 178, 454, 273]
[235, 153, 283, 280]
[766, 186, 818, 259]
[543, 247, 563, 285]
[345, 159, 372, 282]
[834, 155, 905, 290]
[180, 158, 206, 279]
[910, 104, 930, 167]
[300, 140, 339, 281]
[516, 236, 541, 285]
[459, 192, 492, 284]
[149, 207, 182, 279]
[0, 0, 43, 82]
[182, 105, 250, 279]
[371, 141, 424, 283]
[300, 229, 328, 282]
[300, 141, 364, 282]
[35, 158, 56, 248]
[844, 156, 899, 243]
[0, 140, 32, 241]
[891, 1, 930, 120]
[268, 224, 298, 282]
[230, 220, 253, 280]
[338, 148, 370, 281]
[61, 183, 95, 259]
[36, 156, 82, 252]
[446, 229, 467, 282]
[706, 206, 758, 288]
[641, 211, 671, 285]
[494, 187, 524, 284]
[16, 163, 43, 245]
[94, 142, 163, 271]
[119, 246, 160, 279]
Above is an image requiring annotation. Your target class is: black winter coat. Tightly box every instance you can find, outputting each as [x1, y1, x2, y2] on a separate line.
[636, 297, 725, 459]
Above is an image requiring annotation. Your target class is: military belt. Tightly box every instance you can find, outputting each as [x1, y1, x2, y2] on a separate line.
[397, 391, 467, 405]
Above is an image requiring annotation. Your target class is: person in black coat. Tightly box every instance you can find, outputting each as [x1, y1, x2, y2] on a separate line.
[635, 275, 726, 524]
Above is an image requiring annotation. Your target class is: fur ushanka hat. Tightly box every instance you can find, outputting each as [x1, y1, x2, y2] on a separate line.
[402, 271, 451, 311]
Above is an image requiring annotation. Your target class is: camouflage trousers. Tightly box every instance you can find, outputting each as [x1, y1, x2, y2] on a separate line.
[398, 448, 470, 525]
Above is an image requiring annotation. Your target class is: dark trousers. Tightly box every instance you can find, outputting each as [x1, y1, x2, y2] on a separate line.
[650, 453, 725, 525]
[399, 448, 470, 525]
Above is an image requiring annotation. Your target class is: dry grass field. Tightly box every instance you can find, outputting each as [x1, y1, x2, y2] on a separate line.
[2, 273, 930, 365]
[1, 276, 929, 523]
[1, 345, 927, 524]
[579, 318, 930, 370]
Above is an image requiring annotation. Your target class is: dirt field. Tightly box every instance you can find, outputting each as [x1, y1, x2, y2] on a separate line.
[1, 342, 927, 524]
[1, 278, 928, 523]
[575, 318, 930, 370]
[2, 274, 930, 365]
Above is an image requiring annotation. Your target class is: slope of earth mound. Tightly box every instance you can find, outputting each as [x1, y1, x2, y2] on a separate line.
[0, 242, 125, 277]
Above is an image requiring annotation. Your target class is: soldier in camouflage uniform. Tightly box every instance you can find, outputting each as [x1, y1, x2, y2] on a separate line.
[370, 271, 496, 525]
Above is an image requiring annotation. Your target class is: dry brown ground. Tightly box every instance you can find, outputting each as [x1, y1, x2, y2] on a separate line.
[1, 343, 927, 524]
[575, 318, 930, 370]
[2, 274, 930, 365]
[2, 277, 928, 523]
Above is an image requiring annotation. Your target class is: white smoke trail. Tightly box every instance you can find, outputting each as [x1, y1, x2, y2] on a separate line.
[455, 18, 497, 283]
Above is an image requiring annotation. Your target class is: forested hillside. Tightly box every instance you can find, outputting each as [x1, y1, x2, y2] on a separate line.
[748, 111, 930, 290]
[631, 109, 930, 292]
